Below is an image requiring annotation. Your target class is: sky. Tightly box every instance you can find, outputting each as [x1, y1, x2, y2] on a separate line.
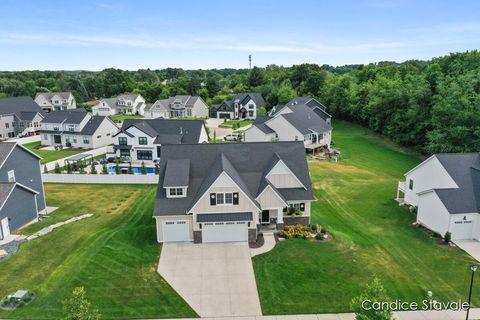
[0, 0, 479, 70]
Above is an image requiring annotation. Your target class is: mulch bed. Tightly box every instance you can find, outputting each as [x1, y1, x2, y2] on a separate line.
[249, 233, 265, 248]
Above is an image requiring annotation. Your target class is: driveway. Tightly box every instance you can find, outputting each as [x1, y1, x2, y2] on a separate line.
[205, 118, 233, 140]
[157, 242, 262, 317]
[454, 239, 480, 261]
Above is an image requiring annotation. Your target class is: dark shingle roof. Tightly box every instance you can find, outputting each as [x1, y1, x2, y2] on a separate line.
[233, 93, 266, 107]
[42, 109, 88, 124]
[154, 142, 314, 216]
[432, 153, 480, 214]
[281, 104, 332, 134]
[0, 142, 17, 167]
[78, 116, 112, 136]
[0, 96, 44, 120]
[253, 116, 275, 134]
[163, 159, 190, 187]
[0, 183, 15, 209]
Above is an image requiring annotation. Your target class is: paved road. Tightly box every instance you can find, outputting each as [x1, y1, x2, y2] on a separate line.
[158, 242, 262, 317]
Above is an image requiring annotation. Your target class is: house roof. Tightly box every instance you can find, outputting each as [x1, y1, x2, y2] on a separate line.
[163, 159, 190, 187]
[431, 153, 480, 214]
[78, 116, 113, 136]
[35, 92, 72, 100]
[146, 95, 205, 112]
[279, 104, 332, 134]
[0, 96, 44, 120]
[253, 116, 275, 134]
[122, 118, 205, 144]
[233, 93, 266, 107]
[154, 141, 315, 216]
[0, 142, 41, 168]
[0, 182, 38, 211]
[42, 109, 88, 124]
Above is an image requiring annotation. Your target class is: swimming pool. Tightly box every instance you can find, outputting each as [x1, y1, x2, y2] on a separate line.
[108, 166, 156, 174]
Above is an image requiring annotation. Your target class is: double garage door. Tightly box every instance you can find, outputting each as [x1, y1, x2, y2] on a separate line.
[202, 221, 248, 243]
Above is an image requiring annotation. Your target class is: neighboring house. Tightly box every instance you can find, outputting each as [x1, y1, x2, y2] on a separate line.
[108, 118, 209, 162]
[398, 153, 480, 240]
[0, 96, 45, 138]
[269, 97, 332, 124]
[144, 95, 209, 119]
[0, 142, 46, 240]
[209, 93, 265, 119]
[40, 109, 118, 149]
[34, 92, 77, 112]
[244, 103, 332, 149]
[92, 94, 146, 116]
[153, 141, 315, 243]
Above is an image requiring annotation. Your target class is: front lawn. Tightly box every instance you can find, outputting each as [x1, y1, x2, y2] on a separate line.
[0, 184, 196, 319]
[218, 119, 253, 128]
[253, 120, 480, 314]
[23, 141, 83, 164]
[111, 114, 144, 121]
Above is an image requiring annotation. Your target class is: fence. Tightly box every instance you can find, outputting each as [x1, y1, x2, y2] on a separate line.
[42, 173, 158, 184]
[43, 146, 109, 171]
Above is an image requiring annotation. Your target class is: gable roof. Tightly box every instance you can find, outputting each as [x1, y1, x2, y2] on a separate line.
[35, 92, 72, 100]
[0, 96, 44, 120]
[0, 182, 38, 211]
[42, 109, 88, 124]
[233, 93, 266, 107]
[431, 153, 480, 214]
[122, 118, 205, 144]
[0, 142, 41, 169]
[280, 104, 332, 134]
[79, 116, 115, 136]
[145, 95, 205, 112]
[163, 159, 190, 188]
[154, 142, 315, 216]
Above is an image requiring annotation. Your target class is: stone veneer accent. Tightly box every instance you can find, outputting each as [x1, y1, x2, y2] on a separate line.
[248, 228, 257, 243]
[283, 216, 310, 226]
[193, 231, 202, 243]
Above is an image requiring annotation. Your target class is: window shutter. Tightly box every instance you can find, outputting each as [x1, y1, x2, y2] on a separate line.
[233, 192, 239, 205]
[210, 193, 216, 206]
[283, 206, 288, 212]
[300, 203, 305, 211]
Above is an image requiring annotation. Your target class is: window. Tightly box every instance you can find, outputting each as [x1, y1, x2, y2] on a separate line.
[4, 123, 8, 129]
[295, 136, 298, 141]
[120, 149, 130, 157]
[138, 137, 148, 145]
[43, 134, 48, 140]
[53, 125, 59, 131]
[216, 192, 234, 205]
[248, 104, 254, 110]
[118, 137, 127, 145]
[7, 170, 15, 182]
[216, 193, 224, 205]
[73, 137, 77, 143]
[186, 109, 192, 117]
[168, 187, 186, 198]
[225, 193, 233, 204]
[34, 122, 39, 128]
[248, 111, 254, 117]
[137, 150, 152, 160]
[68, 125, 75, 132]
[83, 137, 90, 144]
[20, 122, 24, 128]
[97, 135, 101, 138]
[409, 179, 414, 190]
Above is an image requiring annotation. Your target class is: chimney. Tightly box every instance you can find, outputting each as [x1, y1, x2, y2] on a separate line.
[179, 127, 183, 134]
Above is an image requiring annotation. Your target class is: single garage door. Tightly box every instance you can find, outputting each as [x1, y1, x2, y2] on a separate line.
[451, 219, 474, 240]
[202, 221, 248, 243]
[218, 113, 231, 119]
[162, 220, 190, 242]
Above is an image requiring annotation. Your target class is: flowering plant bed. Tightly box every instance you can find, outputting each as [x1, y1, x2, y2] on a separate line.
[278, 224, 333, 242]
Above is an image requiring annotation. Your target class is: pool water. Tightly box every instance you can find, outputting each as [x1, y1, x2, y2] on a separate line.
[108, 166, 156, 174]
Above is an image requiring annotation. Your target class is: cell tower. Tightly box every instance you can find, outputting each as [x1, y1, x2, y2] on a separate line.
[249, 54, 252, 69]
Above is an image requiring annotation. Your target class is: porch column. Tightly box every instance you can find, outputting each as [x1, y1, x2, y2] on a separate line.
[277, 208, 284, 224]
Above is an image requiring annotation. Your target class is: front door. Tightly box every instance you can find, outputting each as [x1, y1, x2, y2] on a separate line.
[261, 210, 270, 224]
[312, 134, 317, 144]
[0, 217, 10, 240]
[53, 134, 62, 144]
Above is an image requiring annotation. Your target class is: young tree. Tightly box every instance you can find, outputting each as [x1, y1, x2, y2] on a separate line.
[154, 164, 160, 175]
[213, 130, 217, 143]
[140, 161, 147, 175]
[44, 165, 48, 174]
[115, 159, 120, 175]
[79, 161, 86, 174]
[351, 277, 392, 320]
[257, 106, 267, 116]
[90, 162, 97, 174]
[128, 162, 134, 174]
[66, 162, 73, 174]
[101, 163, 108, 175]
[54, 162, 61, 174]
[62, 287, 100, 320]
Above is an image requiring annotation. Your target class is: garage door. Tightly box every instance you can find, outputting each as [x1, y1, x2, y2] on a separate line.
[451, 219, 474, 240]
[218, 113, 231, 119]
[162, 221, 190, 242]
[202, 221, 248, 243]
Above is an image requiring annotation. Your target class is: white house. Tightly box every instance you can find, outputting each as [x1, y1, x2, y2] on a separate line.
[244, 102, 332, 150]
[209, 93, 265, 119]
[144, 95, 209, 119]
[0, 96, 45, 138]
[398, 153, 480, 240]
[34, 92, 77, 112]
[40, 109, 118, 149]
[153, 141, 315, 243]
[108, 118, 209, 162]
[92, 94, 146, 116]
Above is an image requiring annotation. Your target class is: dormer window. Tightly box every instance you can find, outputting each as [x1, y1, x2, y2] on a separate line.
[167, 187, 187, 198]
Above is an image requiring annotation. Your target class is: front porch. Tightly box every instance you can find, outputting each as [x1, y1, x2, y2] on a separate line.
[396, 180, 406, 203]
[258, 208, 311, 232]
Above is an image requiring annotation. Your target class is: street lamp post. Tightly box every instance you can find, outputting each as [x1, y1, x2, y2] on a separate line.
[466, 264, 478, 320]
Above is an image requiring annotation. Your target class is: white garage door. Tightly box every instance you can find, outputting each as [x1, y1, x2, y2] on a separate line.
[202, 221, 248, 243]
[162, 221, 190, 242]
[451, 220, 474, 240]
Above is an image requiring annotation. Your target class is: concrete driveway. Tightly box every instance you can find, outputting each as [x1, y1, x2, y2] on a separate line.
[157, 242, 262, 317]
[454, 240, 480, 261]
[205, 118, 233, 140]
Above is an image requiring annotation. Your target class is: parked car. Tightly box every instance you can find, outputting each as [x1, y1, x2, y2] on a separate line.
[224, 133, 240, 141]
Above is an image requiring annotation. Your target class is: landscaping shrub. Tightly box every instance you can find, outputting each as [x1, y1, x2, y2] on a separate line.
[128, 162, 133, 174]
[315, 233, 325, 240]
[285, 207, 303, 217]
[321, 226, 328, 234]
[54, 162, 61, 173]
[279, 224, 312, 240]
[409, 205, 417, 214]
[310, 224, 318, 232]
[90, 162, 97, 174]
[43, 165, 48, 174]
[115, 160, 120, 174]
[154, 164, 160, 175]
[444, 231, 452, 243]
[101, 163, 108, 174]
[141, 161, 147, 175]
[66, 162, 72, 174]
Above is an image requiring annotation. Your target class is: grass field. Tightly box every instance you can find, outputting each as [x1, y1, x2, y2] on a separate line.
[0, 184, 196, 319]
[23, 141, 83, 164]
[253, 120, 480, 314]
[218, 119, 254, 128]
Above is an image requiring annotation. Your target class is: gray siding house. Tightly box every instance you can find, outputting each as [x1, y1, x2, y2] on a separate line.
[0, 96, 45, 138]
[0, 142, 45, 240]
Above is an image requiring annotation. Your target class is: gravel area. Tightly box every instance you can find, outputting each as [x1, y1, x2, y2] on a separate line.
[0, 238, 26, 262]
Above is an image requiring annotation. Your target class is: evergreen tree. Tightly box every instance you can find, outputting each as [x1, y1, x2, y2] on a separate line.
[128, 162, 134, 174]
[140, 161, 147, 175]
[115, 159, 120, 174]
[90, 162, 97, 174]
[102, 163, 108, 175]
[54, 162, 61, 173]
[62, 287, 101, 320]
[351, 278, 392, 320]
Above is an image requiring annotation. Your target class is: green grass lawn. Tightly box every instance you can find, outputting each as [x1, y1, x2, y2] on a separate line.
[111, 114, 144, 121]
[218, 119, 254, 128]
[23, 141, 83, 164]
[253, 120, 480, 314]
[0, 184, 196, 319]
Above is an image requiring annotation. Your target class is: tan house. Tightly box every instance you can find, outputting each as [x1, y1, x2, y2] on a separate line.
[34, 92, 77, 112]
[144, 95, 209, 119]
[154, 141, 315, 243]
[92, 94, 146, 116]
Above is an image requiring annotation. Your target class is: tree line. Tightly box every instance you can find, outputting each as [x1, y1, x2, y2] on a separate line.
[1, 50, 479, 154]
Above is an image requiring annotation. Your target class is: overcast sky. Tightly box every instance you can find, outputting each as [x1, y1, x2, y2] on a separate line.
[0, 0, 479, 70]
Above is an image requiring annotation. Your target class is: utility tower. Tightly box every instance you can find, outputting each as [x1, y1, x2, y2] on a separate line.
[249, 54, 252, 69]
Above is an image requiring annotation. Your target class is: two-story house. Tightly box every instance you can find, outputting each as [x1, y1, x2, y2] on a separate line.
[40, 109, 118, 149]
[108, 118, 209, 162]
[0, 142, 46, 241]
[244, 102, 332, 150]
[0, 96, 45, 138]
[144, 95, 209, 119]
[209, 93, 265, 119]
[398, 153, 480, 241]
[269, 97, 332, 124]
[153, 141, 315, 243]
[92, 94, 146, 116]
[34, 92, 77, 112]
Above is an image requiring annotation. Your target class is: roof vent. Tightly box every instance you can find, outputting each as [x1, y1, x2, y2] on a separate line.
[179, 127, 183, 134]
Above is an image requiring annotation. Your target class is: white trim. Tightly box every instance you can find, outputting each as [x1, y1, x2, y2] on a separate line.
[266, 159, 306, 190]
[255, 184, 288, 207]
[404, 154, 436, 176]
